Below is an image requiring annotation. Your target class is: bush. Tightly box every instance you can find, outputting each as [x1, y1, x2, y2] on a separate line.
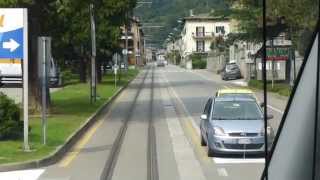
[0, 93, 23, 140]
[62, 70, 78, 85]
[190, 54, 207, 69]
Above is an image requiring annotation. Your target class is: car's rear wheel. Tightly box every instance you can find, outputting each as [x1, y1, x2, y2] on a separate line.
[208, 147, 215, 157]
[201, 134, 206, 146]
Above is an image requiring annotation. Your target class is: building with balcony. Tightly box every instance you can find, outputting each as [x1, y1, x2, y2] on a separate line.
[120, 17, 145, 66]
[180, 13, 230, 59]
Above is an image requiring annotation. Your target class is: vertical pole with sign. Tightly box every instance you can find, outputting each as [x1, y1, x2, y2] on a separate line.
[0, 8, 29, 150]
[23, 9, 29, 151]
[90, 4, 97, 104]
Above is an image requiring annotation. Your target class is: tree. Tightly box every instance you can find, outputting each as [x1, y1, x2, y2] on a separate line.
[0, 0, 137, 110]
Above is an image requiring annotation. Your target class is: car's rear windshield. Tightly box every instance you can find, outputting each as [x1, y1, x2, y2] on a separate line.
[212, 101, 263, 120]
[226, 64, 238, 70]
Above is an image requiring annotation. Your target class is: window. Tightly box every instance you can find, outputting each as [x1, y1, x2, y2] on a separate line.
[216, 26, 225, 34]
[204, 98, 212, 115]
[212, 101, 263, 120]
[196, 26, 205, 37]
[196, 40, 205, 52]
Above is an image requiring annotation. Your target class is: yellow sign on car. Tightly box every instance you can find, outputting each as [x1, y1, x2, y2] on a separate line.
[216, 88, 259, 102]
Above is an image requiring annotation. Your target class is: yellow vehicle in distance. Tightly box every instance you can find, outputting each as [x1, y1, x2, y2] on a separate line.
[216, 88, 263, 106]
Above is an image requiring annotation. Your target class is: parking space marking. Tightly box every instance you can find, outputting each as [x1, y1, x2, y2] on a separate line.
[217, 168, 229, 177]
[213, 158, 265, 164]
[267, 105, 284, 114]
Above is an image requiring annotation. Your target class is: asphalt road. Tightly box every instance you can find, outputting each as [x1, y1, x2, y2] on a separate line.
[0, 64, 287, 180]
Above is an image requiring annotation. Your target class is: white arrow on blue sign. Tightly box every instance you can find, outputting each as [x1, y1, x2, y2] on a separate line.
[0, 9, 24, 59]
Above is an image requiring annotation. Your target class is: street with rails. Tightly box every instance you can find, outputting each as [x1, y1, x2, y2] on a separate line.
[0, 64, 287, 180]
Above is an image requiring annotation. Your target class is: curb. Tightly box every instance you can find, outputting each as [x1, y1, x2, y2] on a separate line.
[0, 75, 137, 172]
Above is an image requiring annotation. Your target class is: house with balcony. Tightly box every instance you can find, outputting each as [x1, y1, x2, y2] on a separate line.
[180, 13, 230, 68]
[120, 17, 145, 66]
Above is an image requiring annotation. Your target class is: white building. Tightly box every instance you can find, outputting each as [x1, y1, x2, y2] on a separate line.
[181, 14, 231, 59]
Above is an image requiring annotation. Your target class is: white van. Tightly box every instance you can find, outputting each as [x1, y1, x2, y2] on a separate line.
[0, 59, 22, 84]
[0, 58, 60, 86]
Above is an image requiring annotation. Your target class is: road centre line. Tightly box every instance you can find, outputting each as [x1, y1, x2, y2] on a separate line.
[161, 77, 206, 180]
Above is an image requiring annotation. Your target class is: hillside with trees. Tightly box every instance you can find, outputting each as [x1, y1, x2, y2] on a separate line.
[135, 0, 229, 48]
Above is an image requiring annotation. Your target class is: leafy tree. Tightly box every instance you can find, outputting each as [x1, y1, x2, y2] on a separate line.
[0, 0, 136, 110]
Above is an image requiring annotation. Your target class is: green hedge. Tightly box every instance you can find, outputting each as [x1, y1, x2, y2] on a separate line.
[0, 93, 23, 140]
[191, 54, 207, 69]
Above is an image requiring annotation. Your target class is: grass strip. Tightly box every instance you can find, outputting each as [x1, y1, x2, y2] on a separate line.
[0, 69, 139, 164]
[248, 79, 292, 97]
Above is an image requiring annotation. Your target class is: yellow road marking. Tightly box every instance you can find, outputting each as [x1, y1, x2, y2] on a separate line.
[58, 120, 104, 167]
[183, 116, 211, 163]
[163, 74, 211, 163]
[58, 72, 137, 168]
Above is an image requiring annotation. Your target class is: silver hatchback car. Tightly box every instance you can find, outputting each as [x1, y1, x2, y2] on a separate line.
[200, 97, 274, 157]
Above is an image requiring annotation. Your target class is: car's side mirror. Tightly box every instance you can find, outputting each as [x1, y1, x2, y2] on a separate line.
[267, 114, 274, 120]
[260, 102, 265, 107]
[200, 114, 208, 120]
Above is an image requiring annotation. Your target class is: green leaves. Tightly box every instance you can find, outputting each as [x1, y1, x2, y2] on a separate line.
[0, 0, 136, 61]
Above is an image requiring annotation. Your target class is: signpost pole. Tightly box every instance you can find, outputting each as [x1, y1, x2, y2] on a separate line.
[41, 37, 47, 145]
[90, 4, 97, 104]
[23, 8, 30, 151]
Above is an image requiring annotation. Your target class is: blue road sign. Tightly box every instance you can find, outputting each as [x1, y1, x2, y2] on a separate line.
[0, 9, 24, 59]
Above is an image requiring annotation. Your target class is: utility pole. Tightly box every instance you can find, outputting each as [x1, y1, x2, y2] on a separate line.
[173, 39, 176, 65]
[125, 12, 129, 69]
[90, 4, 97, 104]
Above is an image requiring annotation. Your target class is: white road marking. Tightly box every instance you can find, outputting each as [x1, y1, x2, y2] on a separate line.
[217, 168, 229, 177]
[267, 105, 284, 114]
[213, 158, 265, 164]
[0, 169, 45, 180]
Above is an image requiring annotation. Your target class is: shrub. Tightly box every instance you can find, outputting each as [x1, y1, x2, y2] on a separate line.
[0, 93, 23, 140]
[62, 70, 78, 85]
[190, 54, 207, 69]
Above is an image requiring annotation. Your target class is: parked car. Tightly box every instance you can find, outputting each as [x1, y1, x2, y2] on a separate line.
[0, 58, 60, 87]
[200, 96, 274, 157]
[221, 63, 242, 80]
[157, 60, 165, 67]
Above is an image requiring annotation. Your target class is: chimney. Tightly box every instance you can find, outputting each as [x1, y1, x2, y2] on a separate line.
[190, 9, 194, 17]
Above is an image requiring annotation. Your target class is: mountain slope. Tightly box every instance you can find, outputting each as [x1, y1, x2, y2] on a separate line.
[135, 0, 229, 48]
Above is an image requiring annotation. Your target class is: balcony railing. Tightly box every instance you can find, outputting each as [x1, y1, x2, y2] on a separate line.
[192, 32, 214, 39]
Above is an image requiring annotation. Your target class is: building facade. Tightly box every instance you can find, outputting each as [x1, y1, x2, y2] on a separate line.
[181, 14, 231, 59]
[120, 17, 145, 66]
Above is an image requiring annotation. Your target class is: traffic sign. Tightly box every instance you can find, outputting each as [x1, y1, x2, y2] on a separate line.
[0, 9, 24, 59]
[0, 8, 29, 151]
